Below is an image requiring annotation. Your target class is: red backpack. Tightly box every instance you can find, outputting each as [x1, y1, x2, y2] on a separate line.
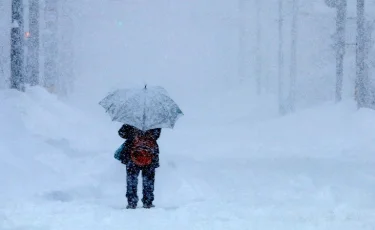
[130, 134, 157, 167]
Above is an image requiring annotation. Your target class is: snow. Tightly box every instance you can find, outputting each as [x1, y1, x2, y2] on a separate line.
[2, 0, 375, 229]
[1, 86, 375, 230]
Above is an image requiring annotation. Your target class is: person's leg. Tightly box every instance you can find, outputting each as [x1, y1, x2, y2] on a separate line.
[141, 166, 155, 208]
[126, 164, 140, 208]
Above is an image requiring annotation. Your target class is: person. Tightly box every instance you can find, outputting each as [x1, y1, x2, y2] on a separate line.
[118, 124, 161, 209]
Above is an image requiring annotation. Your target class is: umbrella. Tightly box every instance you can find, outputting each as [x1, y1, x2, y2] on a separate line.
[99, 85, 183, 131]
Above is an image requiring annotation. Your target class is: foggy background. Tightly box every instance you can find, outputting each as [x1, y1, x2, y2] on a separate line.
[3, 0, 375, 116]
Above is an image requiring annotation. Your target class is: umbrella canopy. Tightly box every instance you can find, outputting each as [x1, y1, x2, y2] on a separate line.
[99, 85, 183, 131]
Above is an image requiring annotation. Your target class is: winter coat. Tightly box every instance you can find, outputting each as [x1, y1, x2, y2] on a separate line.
[118, 124, 161, 168]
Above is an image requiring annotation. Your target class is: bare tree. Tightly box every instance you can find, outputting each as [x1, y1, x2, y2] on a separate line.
[278, 0, 285, 115]
[0, 1, 7, 88]
[27, 0, 40, 86]
[255, 0, 262, 94]
[10, 0, 24, 91]
[0, 46, 4, 85]
[355, 0, 367, 107]
[58, 0, 75, 95]
[324, 0, 347, 102]
[238, 0, 246, 83]
[43, 0, 59, 93]
[335, 0, 347, 102]
[288, 0, 299, 112]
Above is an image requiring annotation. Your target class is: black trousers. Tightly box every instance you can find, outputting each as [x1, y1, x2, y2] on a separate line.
[126, 162, 155, 206]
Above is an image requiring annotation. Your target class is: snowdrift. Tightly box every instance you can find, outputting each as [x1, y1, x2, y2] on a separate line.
[1, 86, 375, 229]
[166, 93, 375, 162]
[0, 86, 117, 202]
[0, 86, 210, 209]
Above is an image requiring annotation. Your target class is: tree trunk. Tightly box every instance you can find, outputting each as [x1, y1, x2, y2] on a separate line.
[43, 0, 58, 93]
[256, 0, 262, 94]
[10, 0, 24, 91]
[356, 0, 367, 108]
[335, 0, 347, 102]
[238, 0, 246, 83]
[0, 1, 5, 85]
[59, 0, 75, 95]
[27, 0, 40, 86]
[288, 0, 298, 112]
[278, 0, 285, 114]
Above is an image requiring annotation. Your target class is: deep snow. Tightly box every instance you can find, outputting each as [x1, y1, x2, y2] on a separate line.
[1, 86, 375, 230]
[2, 0, 375, 228]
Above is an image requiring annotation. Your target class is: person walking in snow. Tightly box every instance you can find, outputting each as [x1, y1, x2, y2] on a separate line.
[118, 124, 161, 209]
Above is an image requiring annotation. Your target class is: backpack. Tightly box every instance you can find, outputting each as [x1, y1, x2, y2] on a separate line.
[130, 134, 157, 167]
[114, 143, 125, 161]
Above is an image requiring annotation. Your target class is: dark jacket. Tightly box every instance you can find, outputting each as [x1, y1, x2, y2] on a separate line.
[118, 124, 161, 168]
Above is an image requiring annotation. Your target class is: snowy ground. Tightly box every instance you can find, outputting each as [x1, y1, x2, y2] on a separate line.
[1, 87, 375, 230]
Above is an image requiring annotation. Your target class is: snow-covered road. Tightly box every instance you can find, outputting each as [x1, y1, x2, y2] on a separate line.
[2, 157, 375, 230]
[1, 88, 375, 230]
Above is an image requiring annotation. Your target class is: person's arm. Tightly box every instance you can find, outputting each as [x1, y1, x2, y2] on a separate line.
[118, 124, 134, 139]
[146, 128, 161, 140]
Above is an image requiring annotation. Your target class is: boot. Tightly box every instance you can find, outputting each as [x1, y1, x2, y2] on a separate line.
[143, 203, 155, 209]
[126, 203, 137, 209]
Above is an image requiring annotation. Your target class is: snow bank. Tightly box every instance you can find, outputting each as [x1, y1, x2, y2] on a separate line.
[0, 86, 206, 209]
[167, 97, 375, 161]
[0, 86, 118, 202]
[0, 87, 63, 200]
[1, 86, 375, 230]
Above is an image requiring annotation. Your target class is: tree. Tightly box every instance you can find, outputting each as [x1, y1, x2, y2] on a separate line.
[0, 46, 4, 84]
[0, 1, 6, 86]
[325, 0, 347, 102]
[278, 0, 285, 115]
[238, 0, 246, 82]
[355, 0, 367, 108]
[43, 0, 58, 93]
[58, 0, 75, 95]
[26, 0, 40, 86]
[325, 0, 339, 8]
[10, 0, 24, 91]
[335, 0, 347, 102]
[288, 0, 299, 112]
[255, 0, 262, 94]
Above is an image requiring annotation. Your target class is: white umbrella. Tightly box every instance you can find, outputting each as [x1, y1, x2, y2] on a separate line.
[99, 85, 183, 131]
